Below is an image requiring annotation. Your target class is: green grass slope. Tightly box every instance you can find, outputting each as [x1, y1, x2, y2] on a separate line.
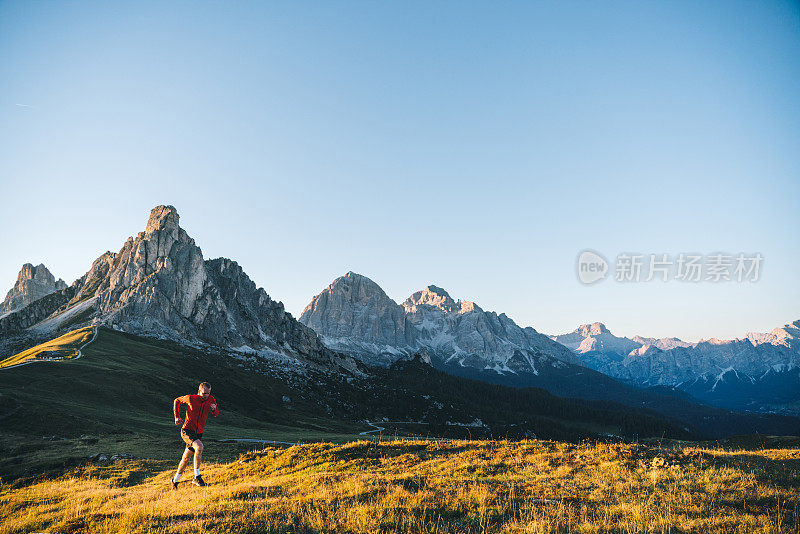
[0, 327, 362, 479]
[0, 327, 358, 436]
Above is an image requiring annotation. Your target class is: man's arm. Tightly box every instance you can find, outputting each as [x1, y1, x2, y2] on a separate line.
[210, 396, 220, 417]
[173, 395, 190, 424]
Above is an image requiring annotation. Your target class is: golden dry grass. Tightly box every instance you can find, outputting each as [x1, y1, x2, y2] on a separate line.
[1, 439, 798, 533]
[0, 326, 94, 369]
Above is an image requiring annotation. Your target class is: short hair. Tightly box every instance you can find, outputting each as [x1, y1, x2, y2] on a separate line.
[199, 382, 211, 391]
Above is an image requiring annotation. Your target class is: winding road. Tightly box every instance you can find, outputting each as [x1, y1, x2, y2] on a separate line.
[358, 421, 431, 435]
[0, 326, 97, 371]
[359, 421, 385, 435]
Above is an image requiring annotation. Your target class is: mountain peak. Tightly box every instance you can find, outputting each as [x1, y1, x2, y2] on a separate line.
[1, 262, 66, 315]
[342, 271, 375, 283]
[17, 263, 56, 285]
[404, 285, 458, 312]
[575, 322, 610, 336]
[302, 272, 398, 314]
[301, 273, 583, 369]
[458, 300, 482, 313]
[145, 205, 180, 235]
[13, 205, 348, 372]
[327, 271, 389, 299]
[299, 272, 409, 365]
[424, 285, 451, 299]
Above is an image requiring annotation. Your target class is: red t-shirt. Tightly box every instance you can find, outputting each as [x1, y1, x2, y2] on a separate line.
[173, 394, 219, 434]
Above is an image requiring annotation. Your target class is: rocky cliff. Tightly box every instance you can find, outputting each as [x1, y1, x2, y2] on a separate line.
[8, 206, 359, 374]
[0, 263, 66, 315]
[300, 272, 583, 372]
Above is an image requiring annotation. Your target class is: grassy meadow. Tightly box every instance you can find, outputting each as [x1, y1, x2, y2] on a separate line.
[1, 328, 799, 532]
[1, 438, 799, 533]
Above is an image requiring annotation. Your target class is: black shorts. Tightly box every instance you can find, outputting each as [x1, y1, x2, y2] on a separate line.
[181, 428, 203, 451]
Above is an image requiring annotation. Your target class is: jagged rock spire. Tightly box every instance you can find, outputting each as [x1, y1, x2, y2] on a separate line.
[12, 205, 353, 374]
[1, 263, 66, 314]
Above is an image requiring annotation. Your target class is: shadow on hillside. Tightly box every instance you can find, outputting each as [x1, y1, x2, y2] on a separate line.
[713, 454, 800, 486]
[74, 459, 175, 488]
[331, 441, 475, 461]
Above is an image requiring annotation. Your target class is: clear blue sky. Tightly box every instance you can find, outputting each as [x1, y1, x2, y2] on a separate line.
[1, 1, 798, 341]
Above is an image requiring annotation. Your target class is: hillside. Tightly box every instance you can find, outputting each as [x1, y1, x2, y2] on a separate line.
[1, 439, 798, 533]
[0, 326, 711, 480]
[0, 326, 95, 369]
[0, 326, 362, 480]
[2, 326, 799, 485]
[0, 325, 338, 437]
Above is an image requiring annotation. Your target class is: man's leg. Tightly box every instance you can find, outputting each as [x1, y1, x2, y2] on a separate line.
[192, 440, 203, 470]
[191, 440, 206, 485]
[172, 447, 193, 487]
[177, 447, 193, 475]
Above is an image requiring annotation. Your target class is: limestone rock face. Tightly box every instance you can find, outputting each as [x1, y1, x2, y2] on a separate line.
[89, 205, 210, 337]
[626, 326, 799, 384]
[0, 285, 75, 334]
[1, 263, 67, 315]
[299, 272, 412, 365]
[550, 322, 639, 355]
[17, 205, 354, 374]
[630, 335, 691, 351]
[202, 257, 326, 357]
[404, 286, 463, 313]
[578, 322, 610, 337]
[300, 272, 583, 371]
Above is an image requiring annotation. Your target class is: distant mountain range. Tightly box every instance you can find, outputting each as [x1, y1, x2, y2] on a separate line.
[1, 204, 797, 434]
[296, 272, 800, 419]
[549, 321, 800, 414]
[299, 272, 676, 403]
[299, 271, 581, 371]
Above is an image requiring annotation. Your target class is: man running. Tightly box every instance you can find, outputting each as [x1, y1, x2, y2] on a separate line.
[171, 382, 219, 489]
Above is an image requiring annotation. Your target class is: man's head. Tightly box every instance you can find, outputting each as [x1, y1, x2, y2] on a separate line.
[198, 382, 211, 399]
